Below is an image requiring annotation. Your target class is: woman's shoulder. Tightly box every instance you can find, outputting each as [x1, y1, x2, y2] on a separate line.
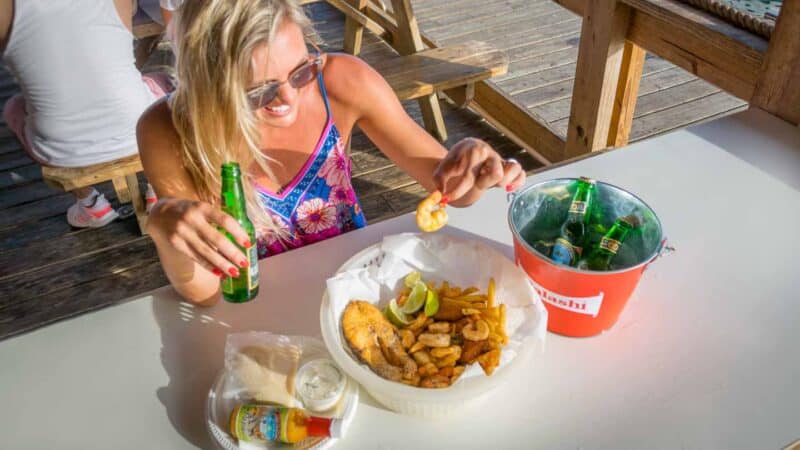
[321, 53, 393, 107]
[137, 97, 180, 153]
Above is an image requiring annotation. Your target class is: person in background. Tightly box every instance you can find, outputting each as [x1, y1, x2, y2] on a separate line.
[0, 0, 171, 228]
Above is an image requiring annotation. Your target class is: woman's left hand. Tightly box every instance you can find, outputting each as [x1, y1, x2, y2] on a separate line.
[433, 138, 525, 206]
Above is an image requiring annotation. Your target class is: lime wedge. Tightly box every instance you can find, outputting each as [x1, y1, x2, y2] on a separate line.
[385, 299, 414, 327]
[401, 280, 428, 314]
[404, 271, 422, 289]
[424, 288, 440, 317]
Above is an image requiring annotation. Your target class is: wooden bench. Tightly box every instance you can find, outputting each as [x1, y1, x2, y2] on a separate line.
[41, 155, 148, 234]
[331, 0, 508, 142]
[375, 41, 508, 106]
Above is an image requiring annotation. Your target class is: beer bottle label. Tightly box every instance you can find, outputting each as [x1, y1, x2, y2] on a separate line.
[551, 238, 576, 265]
[248, 245, 259, 291]
[599, 237, 621, 254]
[569, 201, 587, 215]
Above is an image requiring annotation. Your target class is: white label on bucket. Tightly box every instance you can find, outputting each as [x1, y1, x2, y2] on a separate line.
[527, 276, 604, 317]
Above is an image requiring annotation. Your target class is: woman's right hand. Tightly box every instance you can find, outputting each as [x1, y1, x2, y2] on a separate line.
[147, 197, 251, 278]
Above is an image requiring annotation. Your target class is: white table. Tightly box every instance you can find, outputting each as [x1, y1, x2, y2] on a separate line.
[1, 109, 798, 449]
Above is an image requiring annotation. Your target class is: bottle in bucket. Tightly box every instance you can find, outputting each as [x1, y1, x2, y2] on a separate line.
[550, 177, 596, 266]
[229, 404, 342, 444]
[220, 162, 259, 303]
[578, 216, 636, 271]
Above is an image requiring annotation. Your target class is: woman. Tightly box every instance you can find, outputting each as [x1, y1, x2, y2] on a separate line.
[138, 0, 525, 304]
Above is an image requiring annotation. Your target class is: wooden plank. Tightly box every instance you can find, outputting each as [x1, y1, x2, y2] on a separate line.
[565, 0, 633, 157]
[0, 254, 166, 341]
[436, 14, 580, 48]
[0, 236, 154, 299]
[417, 0, 544, 31]
[343, 0, 370, 54]
[608, 41, 646, 147]
[390, 0, 426, 54]
[0, 182, 117, 230]
[0, 218, 143, 277]
[531, 65, 695, 123]
[549, 85, 744, 139]
[503, 32, 581, 66]
[0, 136, 22, 155]
[555, 0, 768, 100]
[422, 1, 562, 36]
[353, 165, 417, 199]
[41, 154, 142, 192]
[390, 0, 448, 141]
[631, 78, 722, 118]
[378, 42, 508, 100]
[495, 47, 580, 82]
[0, 164, 41, 190]
[0, 215, 76, 251]
[471, 81, 564, 163]
[752, 0, 800, 125]
[626, 0, 766, 100]
[436, 9, 579, 46]
[628, 91, 746, 140]
[0, 151, 33, 171]
[507, 54, 669, 106]
[549, 77, 720, 133]
[0, 181, 60, 210]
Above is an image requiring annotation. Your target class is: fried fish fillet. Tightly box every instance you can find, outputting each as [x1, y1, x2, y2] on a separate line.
[341, 300, 418, 381]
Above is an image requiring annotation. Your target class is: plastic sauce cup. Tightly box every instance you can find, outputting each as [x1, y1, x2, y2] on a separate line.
[295, 359, 346, 412]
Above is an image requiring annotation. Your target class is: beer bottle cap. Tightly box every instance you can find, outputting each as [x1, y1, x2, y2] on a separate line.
[307, 416, 342, 438]
[578, 176, 596, 185]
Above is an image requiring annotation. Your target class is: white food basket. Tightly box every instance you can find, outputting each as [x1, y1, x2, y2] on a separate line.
[320, 233, 547, 418]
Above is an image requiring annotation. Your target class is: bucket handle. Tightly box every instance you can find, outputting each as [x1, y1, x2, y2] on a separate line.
[645, 238, 675, 271]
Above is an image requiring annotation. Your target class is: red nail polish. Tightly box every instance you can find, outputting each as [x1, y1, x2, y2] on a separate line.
[212, 268, 223, 277]
[243, 240, 252, 248]
[239, 260, 248, 268]
[229, 268, 240, 277]
[440, 195, 450, 205]
[505, 185, 513, 192]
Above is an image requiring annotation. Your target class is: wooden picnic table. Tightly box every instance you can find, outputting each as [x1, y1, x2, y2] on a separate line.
[557, 0, 799, 159]
[0, 107, 797, 448]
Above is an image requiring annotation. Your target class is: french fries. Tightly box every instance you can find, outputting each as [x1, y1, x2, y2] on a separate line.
[385, 276, 505, 388]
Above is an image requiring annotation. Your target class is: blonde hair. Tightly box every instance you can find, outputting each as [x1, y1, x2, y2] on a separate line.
[169, 0, 313, 232]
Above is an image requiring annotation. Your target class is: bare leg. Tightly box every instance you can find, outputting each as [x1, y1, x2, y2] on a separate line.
[72, 186, 95, 200]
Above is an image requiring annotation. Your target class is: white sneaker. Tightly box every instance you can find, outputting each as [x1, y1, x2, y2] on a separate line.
[145, 183, 158, 214]
[66, 193, 119, 228]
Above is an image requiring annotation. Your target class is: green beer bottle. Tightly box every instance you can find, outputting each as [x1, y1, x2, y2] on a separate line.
[220, 162, 259, 303]
[579, 216, 635, 271]
[550, 177, 596, 266]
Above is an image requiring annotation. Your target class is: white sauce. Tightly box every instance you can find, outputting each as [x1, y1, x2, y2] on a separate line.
[296, 359, 345, 411]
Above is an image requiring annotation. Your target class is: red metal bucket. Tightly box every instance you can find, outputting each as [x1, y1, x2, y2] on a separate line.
[508, 179, 668, 337]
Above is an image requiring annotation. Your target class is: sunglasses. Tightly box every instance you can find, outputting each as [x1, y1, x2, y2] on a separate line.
[246, 45, 323, 110]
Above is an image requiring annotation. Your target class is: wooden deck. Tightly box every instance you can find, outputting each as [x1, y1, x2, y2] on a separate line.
[0, 0, 748, 340]
[412, 0, 748, 144]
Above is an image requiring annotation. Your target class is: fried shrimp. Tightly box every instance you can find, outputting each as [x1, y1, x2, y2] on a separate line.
[416, 191, 448, 232]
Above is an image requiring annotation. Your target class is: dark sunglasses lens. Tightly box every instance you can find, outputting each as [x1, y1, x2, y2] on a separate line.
[250, 84, 280, 110]
[289, 62, 318, 89]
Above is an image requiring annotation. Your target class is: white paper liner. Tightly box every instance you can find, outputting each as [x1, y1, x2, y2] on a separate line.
[325, 233, 547, 384]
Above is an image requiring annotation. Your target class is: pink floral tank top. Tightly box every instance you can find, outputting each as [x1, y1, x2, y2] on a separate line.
[254, 72, 367, 258]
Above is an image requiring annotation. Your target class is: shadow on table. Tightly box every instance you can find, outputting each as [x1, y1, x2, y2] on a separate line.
[152, 290, 228, 449]
[149, 223, 515, 448]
